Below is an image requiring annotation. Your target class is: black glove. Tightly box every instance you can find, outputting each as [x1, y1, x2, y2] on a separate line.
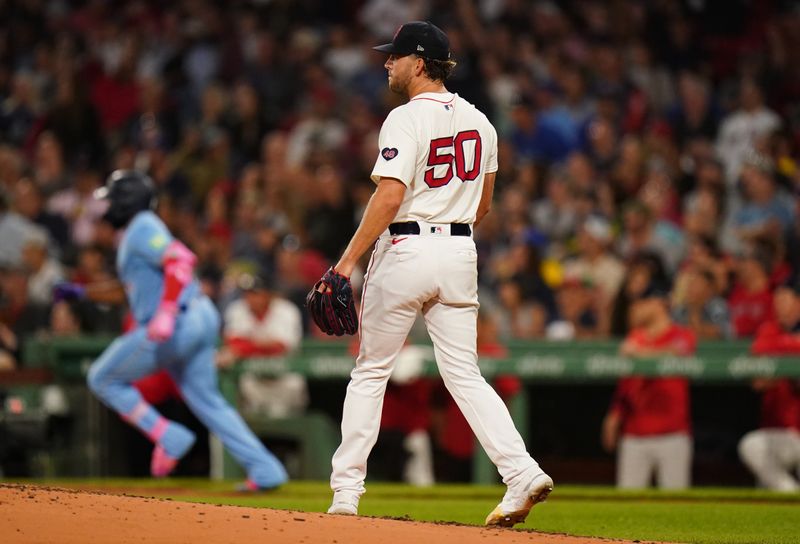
[305, 267, 358, 336]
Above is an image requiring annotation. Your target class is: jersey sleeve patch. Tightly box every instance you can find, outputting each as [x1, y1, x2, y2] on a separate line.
[149, 233, 168, 250]
[381, 147, 399, 160]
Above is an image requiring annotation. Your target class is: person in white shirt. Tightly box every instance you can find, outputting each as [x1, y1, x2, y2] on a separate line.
[217, 271, 306, 419]
[716, 78, 781, 187]
[322, 21, 552, 526]
[22, 230, 64, 306]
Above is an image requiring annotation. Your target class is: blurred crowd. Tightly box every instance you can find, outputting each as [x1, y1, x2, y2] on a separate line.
[4, 0, 800, 364]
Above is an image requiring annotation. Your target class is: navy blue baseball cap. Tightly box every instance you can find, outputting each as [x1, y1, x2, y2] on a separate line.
[373, 21, 451, 61]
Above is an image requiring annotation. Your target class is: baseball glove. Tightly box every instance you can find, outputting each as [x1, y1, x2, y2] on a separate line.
[306, 267, 358, 336]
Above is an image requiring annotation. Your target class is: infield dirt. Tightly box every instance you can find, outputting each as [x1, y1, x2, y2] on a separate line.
[0, 483, 664, 543]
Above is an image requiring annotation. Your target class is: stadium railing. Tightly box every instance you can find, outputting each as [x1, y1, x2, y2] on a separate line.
[19, 337, 800, 482]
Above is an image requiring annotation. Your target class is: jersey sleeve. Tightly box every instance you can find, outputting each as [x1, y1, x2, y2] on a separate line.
[370, 108, 418, 186]
[485, 123, 499, 174]
[129, 214, 174, 268]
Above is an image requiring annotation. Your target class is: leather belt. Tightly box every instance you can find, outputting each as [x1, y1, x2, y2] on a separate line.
[389, 222, 471, 236]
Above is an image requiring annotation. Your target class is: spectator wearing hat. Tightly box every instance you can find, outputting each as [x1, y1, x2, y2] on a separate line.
[561, 215, 624, 335]
[602, 283, 695, 489]
[216, 271, 306, 418]
[739, 284, 800, 491]
[563, 215, 624, 302]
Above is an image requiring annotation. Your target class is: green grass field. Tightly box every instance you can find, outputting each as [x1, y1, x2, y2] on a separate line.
[10, 479, 800, 544]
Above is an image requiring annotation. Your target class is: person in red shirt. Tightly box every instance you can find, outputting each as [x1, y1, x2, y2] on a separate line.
[602, 282, 695, 489]
[728, 251, 775, 338]
[739, 284, 800, 491]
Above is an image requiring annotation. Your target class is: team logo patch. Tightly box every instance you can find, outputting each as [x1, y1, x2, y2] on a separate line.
[149, 233, 167, 249]
[382, 147, 399, 160]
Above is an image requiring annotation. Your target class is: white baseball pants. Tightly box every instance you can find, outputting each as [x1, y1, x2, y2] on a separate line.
[330, 232, 542, 496]
[738, 428, 800, 491]
[617, 433, 692, 489]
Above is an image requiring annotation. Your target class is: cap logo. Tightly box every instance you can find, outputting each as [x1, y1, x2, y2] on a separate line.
[393, 26, 402, 40]
[381, 147, 398, 160]
[417, 45, 424, 51]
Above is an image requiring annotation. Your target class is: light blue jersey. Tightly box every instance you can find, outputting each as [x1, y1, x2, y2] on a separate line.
[117, 211, 200, 325]
[87, 209, 287, 488]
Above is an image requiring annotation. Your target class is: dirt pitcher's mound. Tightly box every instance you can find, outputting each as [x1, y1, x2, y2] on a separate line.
[1, 483, 645, 544]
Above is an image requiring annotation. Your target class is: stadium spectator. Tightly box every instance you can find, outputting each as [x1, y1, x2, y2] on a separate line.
[682, 180, 725, 242]
[21, 230, 64, 306]
[728, 249, 775, 338]
[725, 153, 795, 254]
[508, 95, 575, 165]
[677, 234, 730, 297]
[491, 231, 558, 339]
[550, 277, 602, 340]
[716, 79, 781, 187]
[672, 268, 732, 340]
[49, 300, 84, 338]
[47, 164, 107, 248]
[0, 191, 49, 269]
[668, 72, 719, 147]
[0, 267, 49, 364]
[562, 215, 624, 305]
[303, 164, 357, 262]
[739, 285, 800, 491]
[0, 71, 40, 148]
[531, 171, 578, 245]
[216, 271, 306, 418]
[11, 177, 70, 249]
[617, 199, 686, 274]
[609, 251, 670, 337]
[602, 283, 695, 489]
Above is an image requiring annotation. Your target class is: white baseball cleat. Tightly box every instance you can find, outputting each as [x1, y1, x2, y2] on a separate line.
[485, 473, 554, 527]
[327, 491, 359, 515]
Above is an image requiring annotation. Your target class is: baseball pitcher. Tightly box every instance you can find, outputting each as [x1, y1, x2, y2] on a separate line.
[307, 21, 553, 527]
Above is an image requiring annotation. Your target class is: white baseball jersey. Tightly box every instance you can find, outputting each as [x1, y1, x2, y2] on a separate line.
[370, 92, 498, 224]
[223, 297, 302, 351]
